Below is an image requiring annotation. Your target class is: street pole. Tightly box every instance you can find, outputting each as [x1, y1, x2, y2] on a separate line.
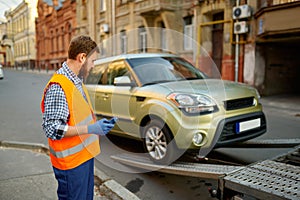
[112, 0, 116, 56]
[235, 0, 240, 82]
[27, 4, 30, 71]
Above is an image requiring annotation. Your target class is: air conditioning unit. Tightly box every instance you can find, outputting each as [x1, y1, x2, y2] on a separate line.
[233, 5, 251, 19]
[234, 21, 249, 34]
[100, 24, 109, 34]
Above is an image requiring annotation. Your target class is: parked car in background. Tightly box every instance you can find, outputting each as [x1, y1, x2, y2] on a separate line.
[85, 53, 266, 164]
[0, 64, 4, 79]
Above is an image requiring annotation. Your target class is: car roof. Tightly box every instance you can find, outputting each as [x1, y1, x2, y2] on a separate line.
[94, 53, 178, 65]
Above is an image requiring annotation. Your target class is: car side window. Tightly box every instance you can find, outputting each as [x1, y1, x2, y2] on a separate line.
[86, 63, 108, 85]
[107, 60, 131, 85]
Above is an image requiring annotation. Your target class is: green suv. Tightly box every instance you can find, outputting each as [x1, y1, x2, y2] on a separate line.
[86, 53, 266, 164]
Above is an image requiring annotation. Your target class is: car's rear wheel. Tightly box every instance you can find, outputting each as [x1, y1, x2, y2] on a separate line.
[142, 119, 180, 165]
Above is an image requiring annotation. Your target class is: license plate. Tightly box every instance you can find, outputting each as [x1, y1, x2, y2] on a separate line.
[236, 118, 261, 133]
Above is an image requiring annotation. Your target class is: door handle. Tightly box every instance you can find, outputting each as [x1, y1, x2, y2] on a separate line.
[102, 94, 109, 99]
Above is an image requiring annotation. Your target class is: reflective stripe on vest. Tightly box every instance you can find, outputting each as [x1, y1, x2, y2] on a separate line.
[77, 114, 94, 126]
[49, 134, 98, 158]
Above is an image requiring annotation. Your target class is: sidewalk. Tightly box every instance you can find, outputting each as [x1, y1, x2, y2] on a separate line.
[13, 67, 56, 75]
[260, 94, 300, 113]
[0, 141, 140, 200]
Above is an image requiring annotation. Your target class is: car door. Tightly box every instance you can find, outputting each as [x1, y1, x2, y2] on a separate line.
[85, 62, 110, 116]
[101, 60, 140, 138]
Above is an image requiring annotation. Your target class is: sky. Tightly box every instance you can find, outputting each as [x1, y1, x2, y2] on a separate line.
[0, 0, 24, 21]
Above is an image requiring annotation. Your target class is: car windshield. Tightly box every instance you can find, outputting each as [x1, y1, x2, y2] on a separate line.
[127, 57, 207, 86]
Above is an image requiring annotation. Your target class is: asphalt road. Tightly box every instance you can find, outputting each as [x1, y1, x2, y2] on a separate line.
[1, 69, 299, 200]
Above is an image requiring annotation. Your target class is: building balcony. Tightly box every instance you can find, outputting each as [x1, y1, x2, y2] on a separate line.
[1, 34, 14, 47]
[116, 4, 130, 17]
[258, 0, 300, 9]
[255, 0, 300, 41]
[134, 0, 192, 15]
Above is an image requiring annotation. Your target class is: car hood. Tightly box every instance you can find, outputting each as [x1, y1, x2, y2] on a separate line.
[145, 79, 258, 103]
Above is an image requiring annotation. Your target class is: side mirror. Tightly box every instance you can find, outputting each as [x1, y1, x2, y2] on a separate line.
[114, 76, 135, 87]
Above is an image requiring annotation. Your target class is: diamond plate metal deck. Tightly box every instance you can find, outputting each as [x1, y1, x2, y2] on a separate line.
[223, 160, 299, 200]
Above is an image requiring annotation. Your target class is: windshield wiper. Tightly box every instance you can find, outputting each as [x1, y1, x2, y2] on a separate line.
[142, 80, 174, 86]
[184, 77, 202, 80]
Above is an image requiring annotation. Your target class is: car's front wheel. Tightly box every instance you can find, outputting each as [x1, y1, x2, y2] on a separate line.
[142, 119, 180, 165]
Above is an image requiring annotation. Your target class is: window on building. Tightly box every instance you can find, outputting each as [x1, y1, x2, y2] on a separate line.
[160, 22, 167, 52]
[67, 23, 72, 45]
[20, 17, 23, 31]
[50, 30, 54, 54]
[119, 0, 127, 4]
[61, 27, 64, 52]
[100, 0, 106, 11]
[25, 42, 28, 56]
[99, 35, 106, 57]
[56, 29, 59, 53]
[183, 16, 194, 51]
[138, 26, 147, 53]
[22, 42, 25, 56]
[14, 44, 17, 57]
[24, 16, 27, 30]
[120, 30, 127, 54]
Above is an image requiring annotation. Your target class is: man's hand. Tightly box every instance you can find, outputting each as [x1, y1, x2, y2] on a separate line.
[88, 118, 116, 136]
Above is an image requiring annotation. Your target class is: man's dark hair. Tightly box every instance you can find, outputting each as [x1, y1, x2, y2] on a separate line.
[68, 35, 99, 59]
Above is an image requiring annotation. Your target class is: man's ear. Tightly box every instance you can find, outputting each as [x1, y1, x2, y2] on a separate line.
[77, 53, 86, 64]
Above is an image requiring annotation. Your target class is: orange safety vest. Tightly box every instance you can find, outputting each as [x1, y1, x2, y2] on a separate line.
[41, 74, 100, 170]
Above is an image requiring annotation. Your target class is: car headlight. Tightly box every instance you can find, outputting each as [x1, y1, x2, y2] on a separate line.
[167, 93, 218, 115]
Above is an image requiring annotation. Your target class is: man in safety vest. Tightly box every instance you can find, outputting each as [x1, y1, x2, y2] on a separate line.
[41, 35, 116, 200]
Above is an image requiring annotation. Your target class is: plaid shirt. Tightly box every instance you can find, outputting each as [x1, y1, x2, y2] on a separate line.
[42, 62, 86, 140]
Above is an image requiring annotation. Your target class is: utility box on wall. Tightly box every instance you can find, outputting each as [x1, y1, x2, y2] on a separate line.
[234, 21, 249, 34]
[233, 5, 252, 19]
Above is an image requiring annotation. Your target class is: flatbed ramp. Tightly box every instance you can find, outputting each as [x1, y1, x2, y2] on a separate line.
[111, 154, 242, 180]
[111, 141, 300, 200]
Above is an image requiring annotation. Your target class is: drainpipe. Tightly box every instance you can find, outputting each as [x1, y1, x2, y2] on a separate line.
[112, 0, 116, 56]
[235, 0, 240, 82]
[193, 5, 197, 64]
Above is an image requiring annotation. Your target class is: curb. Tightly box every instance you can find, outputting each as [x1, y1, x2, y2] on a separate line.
[0, 140, 49, 154]
[0, 140, 140, 200]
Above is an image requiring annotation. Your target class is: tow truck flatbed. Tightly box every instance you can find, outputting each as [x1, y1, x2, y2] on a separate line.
[111, 139, 300, 200]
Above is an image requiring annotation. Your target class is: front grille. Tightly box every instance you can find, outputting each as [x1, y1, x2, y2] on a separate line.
[224, 97, 255, 111]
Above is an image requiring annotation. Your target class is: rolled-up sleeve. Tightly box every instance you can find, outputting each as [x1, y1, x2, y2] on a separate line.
[42, 84, 69, 140]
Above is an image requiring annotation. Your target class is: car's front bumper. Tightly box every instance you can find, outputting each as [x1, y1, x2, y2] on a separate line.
[197, 111, 266, 157]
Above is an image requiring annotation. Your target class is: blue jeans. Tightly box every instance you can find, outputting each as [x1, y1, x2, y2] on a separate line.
[53, 158, 94, 200]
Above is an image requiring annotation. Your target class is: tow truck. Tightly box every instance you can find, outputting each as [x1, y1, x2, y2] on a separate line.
[111, 139, 300, 200]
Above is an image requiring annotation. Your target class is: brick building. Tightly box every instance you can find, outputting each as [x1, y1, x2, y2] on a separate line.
[3, 0, 38, 69]
[35, 0, 76, 71]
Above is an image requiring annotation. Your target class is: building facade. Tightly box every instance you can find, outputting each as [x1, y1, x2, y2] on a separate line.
[253, 0, 300, 95]
[75, 0, 300, 95]
[0, 20, 8, 66]
[1, 0, 298, 95]
[76, 0, 196, 59]
[76, 0, 241, 80]
[3, 0, 38, 69]
[35, 0, 76, 71]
